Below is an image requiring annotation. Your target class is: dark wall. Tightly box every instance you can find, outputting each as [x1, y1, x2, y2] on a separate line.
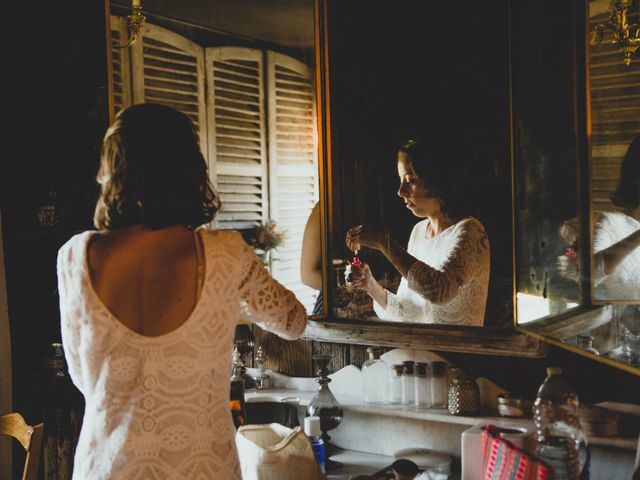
[326, 0, 513, 326]
[0, 0, 109, 422]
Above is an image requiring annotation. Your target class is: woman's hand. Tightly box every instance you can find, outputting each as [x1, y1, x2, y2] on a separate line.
[346, 225, 389, 253]
[345, 262, 374, 291]
[557, 253, 580, 282]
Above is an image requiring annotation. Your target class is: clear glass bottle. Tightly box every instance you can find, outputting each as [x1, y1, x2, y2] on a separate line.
[230, 347, 247, 428]
[430, 361, 447, 408]
[389, 364, 404, 404]
[533, 367, 587, 480]
[576, 334, 599, 355]
[401, 361, 415, 405]
[362, 346, 388, 404]
[414, 362, 430, 409]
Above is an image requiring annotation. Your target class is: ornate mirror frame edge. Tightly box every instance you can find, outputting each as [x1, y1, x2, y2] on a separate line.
[306, 0, 547, 358]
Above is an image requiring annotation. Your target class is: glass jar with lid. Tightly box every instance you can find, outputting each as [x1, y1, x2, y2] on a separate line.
[389, 364, 404, 404]
[362, 347, 388, 404]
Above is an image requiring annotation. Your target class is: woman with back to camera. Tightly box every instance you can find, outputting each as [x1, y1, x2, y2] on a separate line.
[56, 103, 307, 479]
[345, 139, 490, 325]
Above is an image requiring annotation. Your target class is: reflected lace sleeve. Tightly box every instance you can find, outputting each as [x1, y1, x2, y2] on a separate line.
[373, 286, 426, 323]
[236, 236, 308, 340]
[406, 219, 489, 304]
[593, 213, 616, 286]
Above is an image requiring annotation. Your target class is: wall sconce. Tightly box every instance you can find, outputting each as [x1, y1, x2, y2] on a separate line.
[117, 0, 147, 49]
[590, 0, 640, 65]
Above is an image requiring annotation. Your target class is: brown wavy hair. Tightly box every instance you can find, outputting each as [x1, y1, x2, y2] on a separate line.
[397, 138, 467, 219]
[611, 135, 640, 210]
[94, 103, 220, 230]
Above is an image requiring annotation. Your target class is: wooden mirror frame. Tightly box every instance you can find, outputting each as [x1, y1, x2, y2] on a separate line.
[303, 0, 547, 358]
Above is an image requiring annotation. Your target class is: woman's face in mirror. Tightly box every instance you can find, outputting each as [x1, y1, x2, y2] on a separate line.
[396, 153, 442, 218]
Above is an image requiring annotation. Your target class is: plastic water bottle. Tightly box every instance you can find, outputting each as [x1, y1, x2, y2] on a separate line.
[533, 367, 587, 479]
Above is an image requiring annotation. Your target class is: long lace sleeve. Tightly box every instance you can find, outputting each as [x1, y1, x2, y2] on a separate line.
[593, 213, 616, 286]
[236, 234, 308, 340]
[373, 284, 427, 323]
[407, 218, 489, 304]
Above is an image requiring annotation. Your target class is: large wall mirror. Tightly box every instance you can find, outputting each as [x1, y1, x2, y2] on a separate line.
[514, 0, 640, 375]
[107, 0, 547, 356]
[108, 0, 322, 314]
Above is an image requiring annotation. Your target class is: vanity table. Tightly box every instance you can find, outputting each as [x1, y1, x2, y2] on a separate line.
[244, 364, 639, 479]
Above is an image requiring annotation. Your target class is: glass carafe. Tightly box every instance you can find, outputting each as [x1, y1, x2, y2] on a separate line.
[305, 355, 343, 470]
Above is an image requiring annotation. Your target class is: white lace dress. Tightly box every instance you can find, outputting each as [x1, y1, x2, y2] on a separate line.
[593, 211, 640, 300]
[57, 229, 307, 480]
[373, 217, 490, 325]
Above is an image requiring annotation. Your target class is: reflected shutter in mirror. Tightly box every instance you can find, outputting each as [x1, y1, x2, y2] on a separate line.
[266, 51, 319, 311]
[109, 16, 132, 113]
[206, 47, 268, 230]
[130, 23, 208, 156]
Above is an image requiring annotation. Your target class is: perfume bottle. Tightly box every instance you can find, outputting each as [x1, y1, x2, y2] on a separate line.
[230, 347, 247, 428]
[306, 355, 343, 470]
[345, 250, 362, 285]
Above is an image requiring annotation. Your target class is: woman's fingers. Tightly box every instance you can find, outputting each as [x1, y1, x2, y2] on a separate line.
[346, 225, 364, 252]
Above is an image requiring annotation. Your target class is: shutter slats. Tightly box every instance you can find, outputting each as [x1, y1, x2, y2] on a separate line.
[589, 11, 640, 213]
[207, 48, 267, 230]
[131, 24, 207, 156]
[110, 16, 132, 114]
[267, 52, 319, 313]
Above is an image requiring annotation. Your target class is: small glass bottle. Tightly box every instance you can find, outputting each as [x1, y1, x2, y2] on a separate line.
[430, 361, 447, 408]
[401, 361, 415, 406]
[230, 347, 247, 428]
[413, 362, 430, 409]
[389, 364, 404, 404]
[576, 334, 599, 355]
[362, 347, 388, 404]
[304, 416, 326, 473]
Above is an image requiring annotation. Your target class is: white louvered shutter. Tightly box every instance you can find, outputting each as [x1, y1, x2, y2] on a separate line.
[266, 52, 319, 312]
[130, 23, 208, 158]
[109, 16, 132, 114]
[206, 47, 268, 230]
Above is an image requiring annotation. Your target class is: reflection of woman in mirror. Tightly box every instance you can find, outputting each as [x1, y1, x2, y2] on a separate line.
[345, 139, 490, 325]
[592, 135, 640, 300]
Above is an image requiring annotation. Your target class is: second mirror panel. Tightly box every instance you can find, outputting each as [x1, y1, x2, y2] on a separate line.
[325, 0, 513, 327]
[109, 0, 322, 314]
[589, 0, 640, 304]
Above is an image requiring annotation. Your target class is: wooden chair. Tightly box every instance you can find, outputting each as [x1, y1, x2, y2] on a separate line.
[0, 413, 44, 480]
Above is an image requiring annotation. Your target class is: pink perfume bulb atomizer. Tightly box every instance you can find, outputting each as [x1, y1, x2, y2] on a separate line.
[346, 251, 362, 284]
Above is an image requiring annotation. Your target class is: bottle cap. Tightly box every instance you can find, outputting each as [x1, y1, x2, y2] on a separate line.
[402, 360, 415, 375]
[392, 364, 404, 376]
[366, 346, 382, 360]
[415, 363, 428, 376]
[304, 416, 321, 438]
[546, 367, 562, 375]
[431, 361, 447, 377]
